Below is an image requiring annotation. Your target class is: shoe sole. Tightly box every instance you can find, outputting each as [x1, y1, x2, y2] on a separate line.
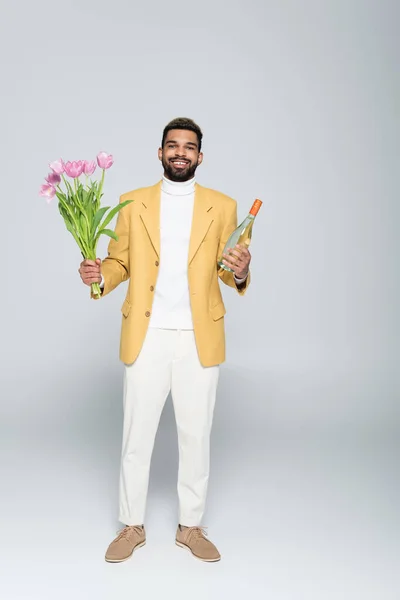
[175, 541, 221, 562]
[105, 540, 146, 563]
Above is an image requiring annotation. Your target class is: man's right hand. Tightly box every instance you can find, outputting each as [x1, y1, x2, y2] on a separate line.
[79, 258, 102, 287]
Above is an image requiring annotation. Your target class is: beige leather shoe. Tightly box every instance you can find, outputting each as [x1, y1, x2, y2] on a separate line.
[105, 525, 146, 563]
[175, 525, 221, 562]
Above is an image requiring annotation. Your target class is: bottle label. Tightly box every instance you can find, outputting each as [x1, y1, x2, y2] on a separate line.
[250, 199, 262, 216]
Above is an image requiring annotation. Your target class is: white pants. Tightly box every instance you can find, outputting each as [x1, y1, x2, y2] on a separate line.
[118, 328, 219, 527]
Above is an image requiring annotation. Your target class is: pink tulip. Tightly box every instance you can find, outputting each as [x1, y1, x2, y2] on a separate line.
[64, 160, 84, 178]
[97, 151, 114, 169]
[83, 160, 96, 176]
[39, 183, 56, 203]
[45, 172, 61, 186]
[49, 159, 65, 175]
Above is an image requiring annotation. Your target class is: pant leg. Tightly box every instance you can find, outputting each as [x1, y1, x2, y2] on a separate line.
[171, 330, 220, 527]
[118, 328, 175, 525]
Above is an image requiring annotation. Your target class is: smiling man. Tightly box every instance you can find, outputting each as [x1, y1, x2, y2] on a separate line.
[161, 128, 200, 181]
[79, 117, 252, 563]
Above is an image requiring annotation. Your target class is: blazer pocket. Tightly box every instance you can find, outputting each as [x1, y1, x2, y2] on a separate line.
[121, 298, 132, 318]
[210, 301, 226, 321]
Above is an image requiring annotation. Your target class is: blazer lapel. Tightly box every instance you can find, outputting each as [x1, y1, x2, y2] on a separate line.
[188, 183, 214, 264]
[140, 181, 161, 257]
[139, 181, 213, 263]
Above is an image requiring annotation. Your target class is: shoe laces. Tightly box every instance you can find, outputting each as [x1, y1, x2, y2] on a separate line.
[185, 526, 208, 542]
[115, 525, 143, 541]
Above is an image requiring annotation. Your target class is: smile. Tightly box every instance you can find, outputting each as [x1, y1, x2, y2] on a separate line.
[171, 160, 189, 167]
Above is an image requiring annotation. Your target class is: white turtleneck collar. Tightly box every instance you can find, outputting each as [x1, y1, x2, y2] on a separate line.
[161, 175, 196, 196]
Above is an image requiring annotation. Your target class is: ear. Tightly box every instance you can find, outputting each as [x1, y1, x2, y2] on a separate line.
[197, 152, 204, 166]
[158, 147, 163, 161]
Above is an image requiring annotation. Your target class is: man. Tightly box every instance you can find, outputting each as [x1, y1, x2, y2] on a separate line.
[79, 118, 251, 563]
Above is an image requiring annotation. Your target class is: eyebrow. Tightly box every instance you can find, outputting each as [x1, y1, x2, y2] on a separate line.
[166, 140, 198, 148]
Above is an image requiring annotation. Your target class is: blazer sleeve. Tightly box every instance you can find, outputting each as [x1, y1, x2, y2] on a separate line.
[217, 201, 251, 296]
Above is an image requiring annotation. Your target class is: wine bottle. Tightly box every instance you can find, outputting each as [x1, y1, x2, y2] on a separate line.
[218, 199, 262, 272]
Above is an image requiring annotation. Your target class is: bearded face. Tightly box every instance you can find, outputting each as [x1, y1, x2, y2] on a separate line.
[159, 129, 203, 182]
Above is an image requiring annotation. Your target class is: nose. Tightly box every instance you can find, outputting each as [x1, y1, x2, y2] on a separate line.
[175, 147, 187, 157]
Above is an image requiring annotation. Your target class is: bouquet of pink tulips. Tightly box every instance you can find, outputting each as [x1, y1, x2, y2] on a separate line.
[40, 152, 132, 299]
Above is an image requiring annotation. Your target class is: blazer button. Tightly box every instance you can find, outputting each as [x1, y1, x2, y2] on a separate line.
[155, 260, 159, 266]
[145, 311, 150, 317]
[150, 286, 154, 291]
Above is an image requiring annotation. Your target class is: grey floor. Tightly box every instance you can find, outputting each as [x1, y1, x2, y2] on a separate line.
[1, 366, 398, 600]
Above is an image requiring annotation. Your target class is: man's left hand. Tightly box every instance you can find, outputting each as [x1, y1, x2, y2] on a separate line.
[222, 244, 251, 279]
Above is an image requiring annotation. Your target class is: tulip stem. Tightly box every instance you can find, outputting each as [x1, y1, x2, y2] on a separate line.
[91, 282, 102, 298]
[98, 169, 105, 203]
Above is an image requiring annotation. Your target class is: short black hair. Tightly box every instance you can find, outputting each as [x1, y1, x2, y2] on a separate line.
[161, 117, 203, 152]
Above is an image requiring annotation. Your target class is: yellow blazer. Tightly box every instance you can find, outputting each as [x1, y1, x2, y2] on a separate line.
[93, 181, 251, 366]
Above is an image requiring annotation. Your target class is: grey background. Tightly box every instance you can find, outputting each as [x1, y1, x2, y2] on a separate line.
[0, 0, 398, 598]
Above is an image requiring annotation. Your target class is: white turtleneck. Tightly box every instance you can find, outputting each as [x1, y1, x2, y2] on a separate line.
[148, 175, 196, 330]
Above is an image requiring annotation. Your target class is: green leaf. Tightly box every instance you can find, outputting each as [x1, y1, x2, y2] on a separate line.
[55, 190, 67, 203]
[86, 185, 94, 203]
[98, 199, 134, 231]
[84, 189, 92, 223]
[80, 213, 88, 242]
[64, 178, 74, 199]
[56, 191, 80, 233]
[90, 180, 100, 204]
[60, 206, 85, 253]
[97, 228, 118, 241]
[91, 206, 110, 238]
[58, 202, 70, 224]
[67, 223, 84, 252]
